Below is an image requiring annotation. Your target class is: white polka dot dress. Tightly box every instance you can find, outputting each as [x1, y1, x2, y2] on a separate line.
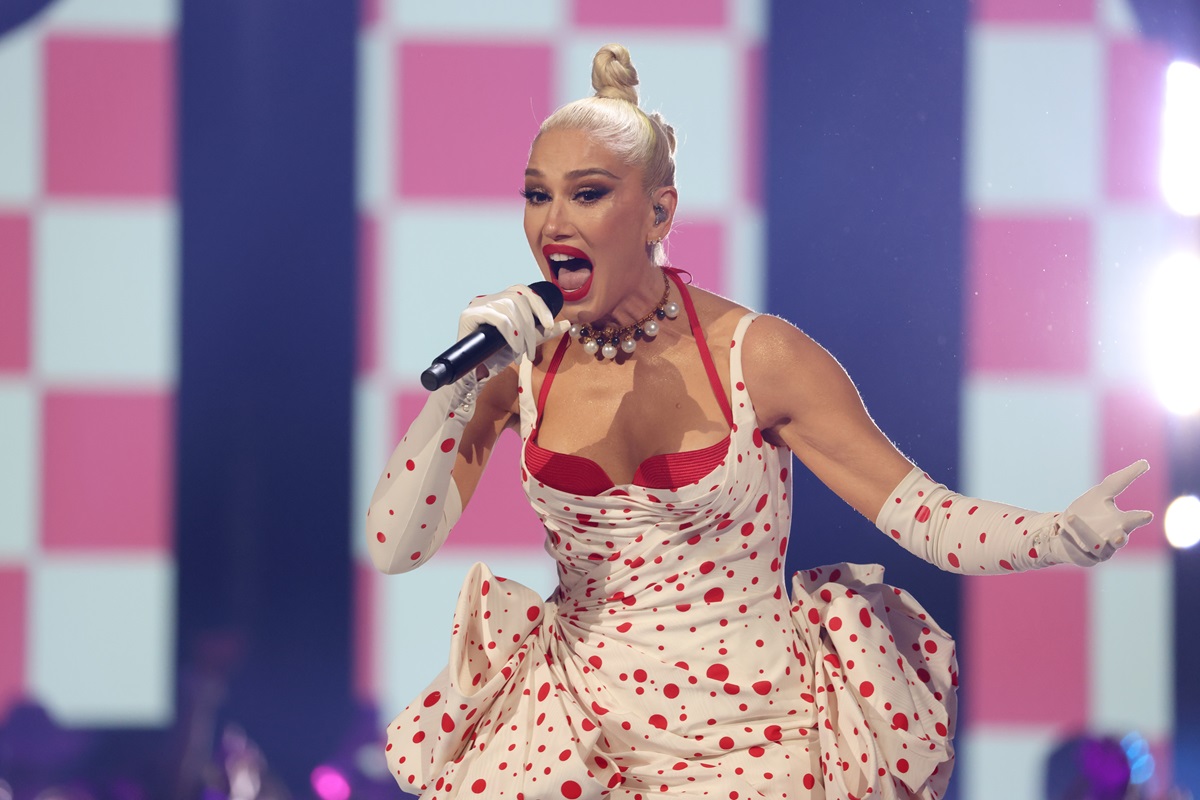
[385, 313, 958, 799]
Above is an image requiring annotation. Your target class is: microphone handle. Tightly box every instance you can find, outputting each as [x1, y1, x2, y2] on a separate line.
[419, 326, 507, 391]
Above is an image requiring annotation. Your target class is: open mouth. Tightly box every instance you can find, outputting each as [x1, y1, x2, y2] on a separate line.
[543, 245, 593, 300]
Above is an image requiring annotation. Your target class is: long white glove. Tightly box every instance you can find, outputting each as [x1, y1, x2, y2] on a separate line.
[875, 460, 1153, 573]
[365, 286, 568, 575]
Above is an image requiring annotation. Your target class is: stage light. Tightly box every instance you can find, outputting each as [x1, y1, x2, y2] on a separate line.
[1161, 60, 1200, 216]
[1165, 494, 1200, 549]
[310, 765, 352, 800]
[1144, 251, 1200, 416]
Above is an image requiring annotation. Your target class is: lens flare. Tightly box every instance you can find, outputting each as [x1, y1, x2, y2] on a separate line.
[1161, 61, 1200, 216]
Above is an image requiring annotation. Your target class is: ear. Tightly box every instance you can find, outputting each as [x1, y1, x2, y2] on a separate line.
[648, 186, 678, 240]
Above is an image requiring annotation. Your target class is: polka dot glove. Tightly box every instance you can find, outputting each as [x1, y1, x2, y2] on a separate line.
[876, 461, 1153, 574]
[365, 381, 468, 575]
[365, 287, 568, 576]
[458, 285, 570, 380]
[1047, 460, 1154, 567]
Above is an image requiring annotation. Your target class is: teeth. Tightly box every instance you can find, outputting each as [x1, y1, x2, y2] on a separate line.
[548, 253, 573, 262]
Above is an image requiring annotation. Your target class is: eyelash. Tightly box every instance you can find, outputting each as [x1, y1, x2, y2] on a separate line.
[520, 187, 609, 205]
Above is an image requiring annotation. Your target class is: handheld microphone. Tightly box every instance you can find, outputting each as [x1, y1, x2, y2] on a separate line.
[420, 281, 564, 391]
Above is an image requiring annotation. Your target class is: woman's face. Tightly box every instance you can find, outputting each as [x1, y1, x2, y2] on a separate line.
[523, 127, 662, 325]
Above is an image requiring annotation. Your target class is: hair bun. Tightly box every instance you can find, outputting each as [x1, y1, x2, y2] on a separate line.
[591, 43, 639, 105]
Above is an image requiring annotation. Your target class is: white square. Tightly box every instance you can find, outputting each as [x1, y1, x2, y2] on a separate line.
[1089, 554, 1172, 738]
[726, 206, 764, 310]
[559, 37, 737, 214]
[0, 25, 42, 204]
[1093, 207, 1194, 385]
[387, 0, 564, 35]
[967, 29, 1103, 210]
[357, 29, 392, 209]
[35, 203, 178, 383]
[732, 0, 768, 39]
[962, 376, 1098, 510]
[41, 0, 177, 33]
[385, 204, 533, 380]
[379, 551, 557, 725]
[960, 726, 1060, 800]
[0, 380, 39, 561]
[30, 555, 175, 726]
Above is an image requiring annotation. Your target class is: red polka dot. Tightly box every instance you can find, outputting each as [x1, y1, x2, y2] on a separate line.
[947, 552, 960, 568]
[471, 779, 487, 793]
[441, 713, 455, 732]
[425, 495, 436, 505]
[748, 746, 765, 758]
[896, 758, 909, 773]
[752, 680, 773, 695]
[561, 780, 583, 799]
[828, 616, 842, 631]
[860, 681, 874, 697]
[719, 736, 735, 749]
[924, 640, 938, 654]
[764, 724, 782, 742]
[423, 691, 441, 707]
[755, 494, 769, 512]
[440, 437, 456, 453]
[376, 532, 386, 543]
[527, 605, 541, 622]
[915, 505, 931, 523]
[699, 561, 716, 574]
[803, 774, 816, 789]
[892, 713, 908, 731]
[706, 663, 730, 681]
[588, 655, 603, 669]
[649, 714, 668, 729]
[663, 683, 680, 699]
[704, 587, 724, 603]
[405, 459, 416, 471]
[1000, 559, 1014, 571]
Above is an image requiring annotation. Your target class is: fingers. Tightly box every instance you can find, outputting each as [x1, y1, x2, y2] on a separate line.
[1099, 459, 1150, 497]
[1122, 509, 1155, 534]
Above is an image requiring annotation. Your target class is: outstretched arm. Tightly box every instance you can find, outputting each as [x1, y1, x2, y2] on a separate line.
[742, 314, 1152, 573]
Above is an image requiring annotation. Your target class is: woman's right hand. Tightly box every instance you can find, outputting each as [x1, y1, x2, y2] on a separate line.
[458, 285, 570, 378]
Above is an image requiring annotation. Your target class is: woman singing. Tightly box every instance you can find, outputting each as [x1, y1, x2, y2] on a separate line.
[366, 44, 1151, 799]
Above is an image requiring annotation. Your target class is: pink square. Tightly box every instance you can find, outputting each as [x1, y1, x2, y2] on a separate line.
[397, 43, 552, 200]
[44, 35, 174, 198]
[353, 562, 378, 702]
[1104, 38, 1170, 203]
[0, 214, 31, 373]
[742, 44, 765, 207]
[1101, 389, 1167, 552]
[964, 568, 1088, 726]
[358, 213, 380, 376]
[360, 0, 381, 27]
[572, 0, 727, 27]
[0, 568, 27, 718]
[973, 0, 1095, 23]
[966, 215, 1092, 375]
[665, 218, 724, 296]
[392, 389, 546, 552]
[42, 391, 174, 551]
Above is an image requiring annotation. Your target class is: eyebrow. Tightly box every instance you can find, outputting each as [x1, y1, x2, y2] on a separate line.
[524, 167, 621, 180]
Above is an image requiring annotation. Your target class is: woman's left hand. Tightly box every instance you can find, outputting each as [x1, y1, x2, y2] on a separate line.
[1049, 460, 1155, 567]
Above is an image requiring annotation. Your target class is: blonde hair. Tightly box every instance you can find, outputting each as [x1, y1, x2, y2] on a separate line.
[537, 44, 678, 265]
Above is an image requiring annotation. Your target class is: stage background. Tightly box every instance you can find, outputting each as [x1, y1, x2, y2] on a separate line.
[0, 0, 1195, 796]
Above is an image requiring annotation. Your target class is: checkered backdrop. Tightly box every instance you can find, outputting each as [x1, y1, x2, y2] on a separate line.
[959, 0, 1182, 795]
[0, 0, 177, 728]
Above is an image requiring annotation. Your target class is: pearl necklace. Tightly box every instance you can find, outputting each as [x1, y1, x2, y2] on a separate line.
[568, 269, 680, 359]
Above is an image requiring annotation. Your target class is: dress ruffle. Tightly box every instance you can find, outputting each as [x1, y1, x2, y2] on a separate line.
[791, 563, 956, 800]
[387, 562, 956, 800]
[386, 562, 621, 799]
